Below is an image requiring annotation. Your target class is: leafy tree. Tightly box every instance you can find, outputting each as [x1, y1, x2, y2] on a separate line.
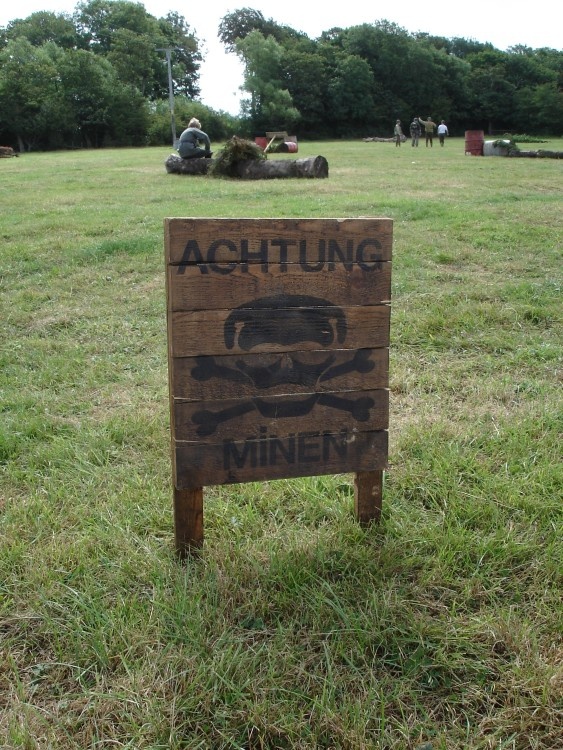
[466, 49, 517, 131]
[2, 11, 81, 49]
[0, 38, 63, 150]
[103, 79, 149, 145]
[155, 97, 239, 142]
[421, 46, 472, 131]
[514, 82, 563, 135]
[531, 83, 563, 135]
[318, 27, 347, 47]
[282, 49, 329, 136]
[74, 0, 155, 51]
[218, 8, 304, 53]
[416, 34, 493, 59]
[235, 30, 300, 131]
[156, 12, 202, 99]
[57, 47, 148, 146]
[218, 7, 269, 52]
[346, 20, 408, 61]
[404, 45, 444, 115]
[75, 0, 201, 99]
[328, 23, 412, 131]
[335, 23, 416, 130]
[327, 54, 376, 130]
[106, 28, 157, 95]
[533, 48, 563, 88]
[504, 47, 556, 89]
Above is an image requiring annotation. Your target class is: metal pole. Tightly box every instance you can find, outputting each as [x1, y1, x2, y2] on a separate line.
[157, 48, 177, 148]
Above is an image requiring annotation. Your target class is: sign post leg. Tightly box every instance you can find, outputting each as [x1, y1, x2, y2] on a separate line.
[173, 486, 203, 557]
[354, 470, 383, 525]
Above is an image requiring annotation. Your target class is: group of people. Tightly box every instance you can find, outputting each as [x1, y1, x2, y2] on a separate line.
[394, 117, 449, 147]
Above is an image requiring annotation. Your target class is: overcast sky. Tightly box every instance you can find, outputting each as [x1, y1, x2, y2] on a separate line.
[1, 1, 561, 114]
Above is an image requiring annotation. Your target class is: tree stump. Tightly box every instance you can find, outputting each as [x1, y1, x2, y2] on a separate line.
[164, 153, 329, 179]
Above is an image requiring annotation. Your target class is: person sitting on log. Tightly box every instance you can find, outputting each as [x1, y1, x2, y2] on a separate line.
[177, 118, 212, 159]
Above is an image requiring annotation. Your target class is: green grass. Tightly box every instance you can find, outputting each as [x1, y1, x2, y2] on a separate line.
[1, 139, 562, 749]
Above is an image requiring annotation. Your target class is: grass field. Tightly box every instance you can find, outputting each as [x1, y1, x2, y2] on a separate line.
[1, 138, 562, 749]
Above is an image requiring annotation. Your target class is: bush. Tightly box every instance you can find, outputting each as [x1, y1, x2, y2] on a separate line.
[146, 98, 243, 146]
[505, 133, 549, 144]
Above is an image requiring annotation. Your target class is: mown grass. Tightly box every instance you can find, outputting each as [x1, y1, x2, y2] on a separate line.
[1, 138, 561, 749]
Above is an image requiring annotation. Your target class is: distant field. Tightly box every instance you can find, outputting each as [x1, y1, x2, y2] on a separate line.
[1, 139, 561, 749]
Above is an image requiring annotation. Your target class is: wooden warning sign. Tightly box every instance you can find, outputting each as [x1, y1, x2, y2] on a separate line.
[165, 218, 392, 555]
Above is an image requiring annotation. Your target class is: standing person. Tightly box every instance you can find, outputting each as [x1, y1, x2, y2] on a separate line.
[418, 115, 437, 147]
[410, 117, 421, 147]
[437, 120, 449, 146]
[177, 118, 212, 159]
[394, 119, 403, 147]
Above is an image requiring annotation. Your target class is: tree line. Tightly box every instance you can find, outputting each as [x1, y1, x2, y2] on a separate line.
[1, 2, 561, 151]
[222, 9, 562, 138]
[0, 0, 236, 151]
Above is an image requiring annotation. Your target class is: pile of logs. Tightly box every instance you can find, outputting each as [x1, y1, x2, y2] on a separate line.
[0, 146, 18, 157]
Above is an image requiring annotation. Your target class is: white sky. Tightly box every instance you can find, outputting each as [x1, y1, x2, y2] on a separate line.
[1, 1, 561, 114]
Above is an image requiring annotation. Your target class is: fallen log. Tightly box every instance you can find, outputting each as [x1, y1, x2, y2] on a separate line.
[164, 152, 328, 178]
[508, 149, 563, 159]
[363, 136, 406, 143]
[165, 154, 210, 174]
[235, 155, 328, 179]
[0, 146, 18, 157]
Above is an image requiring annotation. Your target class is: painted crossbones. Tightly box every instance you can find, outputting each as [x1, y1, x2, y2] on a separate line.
[192, 393, 375, 437]
[192, 348, 375, 388]
[190, 295, 377, 436]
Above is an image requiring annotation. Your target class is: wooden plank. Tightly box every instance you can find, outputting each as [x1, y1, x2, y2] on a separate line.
[174, 429, 388, 489]
[171, 347, 389, 401]
[173, 486, 204, 555]
[168, 305, 390, 357]
[167, 263, 391, 311]
[354, 470, 383, 525]
[264, 133, 284, 153]
[173, 388, 388, 442]
[165, 218, 393, 265]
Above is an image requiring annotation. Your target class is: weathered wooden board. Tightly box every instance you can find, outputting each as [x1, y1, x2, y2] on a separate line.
[171, 347, 389, 401]
[165, 218, 392, 265]
[174, 389, 389, 442]
[168, 306, 390, 358]
[174, 429, 388, 488]
[167, 263, 391, 311]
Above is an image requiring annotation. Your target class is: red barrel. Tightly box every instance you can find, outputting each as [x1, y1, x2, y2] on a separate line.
[465, 130, 484, 156]
[284, 141, 298, 153]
